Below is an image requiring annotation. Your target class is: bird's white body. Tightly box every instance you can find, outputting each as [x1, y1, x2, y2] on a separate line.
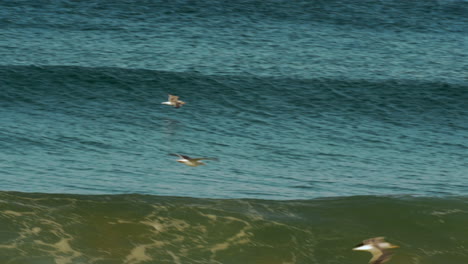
[176, 158, 205, 167]
[170, 154, 217, 167]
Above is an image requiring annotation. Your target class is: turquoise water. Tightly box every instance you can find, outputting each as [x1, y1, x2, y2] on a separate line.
[1, 0, 467, 263]
[1, 66, 467, 199]
[1, 1, 466, 82]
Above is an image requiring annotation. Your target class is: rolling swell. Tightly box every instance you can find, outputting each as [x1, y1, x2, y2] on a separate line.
[2, 65, 466, 125]
[2, 1, 466, 82]
[2, 65, 467, 141]
[1, 65, 467, 198]
[2, 0, 465, 33]
[1, 191, 468, 263]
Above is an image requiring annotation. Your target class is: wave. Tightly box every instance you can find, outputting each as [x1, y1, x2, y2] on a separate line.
[3, 0, 466, 82]
[2, 65, 467, 199]
[1, 191, 467, 263]
[2, 65, 467, 121]
[3, 0, 466, 34]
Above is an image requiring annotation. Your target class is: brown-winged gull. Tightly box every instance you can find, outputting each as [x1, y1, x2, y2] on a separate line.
[162, 94, 186, 108]
[353, 237, 399, 264]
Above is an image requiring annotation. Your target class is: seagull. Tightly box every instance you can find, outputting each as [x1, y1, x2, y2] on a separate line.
[162, 94, 186, 108]
[353, 237, 399, 264]
[169, 153, 218, 167]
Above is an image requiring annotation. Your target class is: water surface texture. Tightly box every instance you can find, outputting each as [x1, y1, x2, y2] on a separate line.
[1, 0, 467, 263]
[1, 192, 468, 264]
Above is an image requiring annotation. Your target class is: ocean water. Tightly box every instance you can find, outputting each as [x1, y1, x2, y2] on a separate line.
[1, 0, 467, 263]
[1, 192, 468, 264]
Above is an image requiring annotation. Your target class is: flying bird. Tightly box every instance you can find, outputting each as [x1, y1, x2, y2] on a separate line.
[169, 153, 218, 167]
[353, 237, 399, 264]
[162, 94, 186, 108]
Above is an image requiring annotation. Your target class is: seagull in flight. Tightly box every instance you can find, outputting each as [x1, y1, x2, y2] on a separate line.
[353, 237, 399, 264]
[162, 94, 186, 108]
[169, 153, 218, 167]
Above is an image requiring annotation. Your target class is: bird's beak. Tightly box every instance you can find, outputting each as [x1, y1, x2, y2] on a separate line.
[389, 244, 400, 249]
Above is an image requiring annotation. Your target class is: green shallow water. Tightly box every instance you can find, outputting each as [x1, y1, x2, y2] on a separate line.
[1, 191, 467, 264]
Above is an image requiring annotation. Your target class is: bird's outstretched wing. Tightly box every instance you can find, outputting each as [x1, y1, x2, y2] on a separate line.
[373, 251, 394, 264]
[169, 95, 179, 103]
[169, 153, 191, 159]
[369, 250, 385, 264]
[192, 157, 219, 161]
[174, 100, 185, 108]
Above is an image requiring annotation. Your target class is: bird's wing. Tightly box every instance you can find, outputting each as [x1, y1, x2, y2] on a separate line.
[369, 249, 384, 263]
[169, 153, 191, 159]
[373, 237, 386, 243]
[372, 250, 393, 264]
[169, 95, 179, 103]
[192, 157, 219, 161]
[174, 101, 185, 108]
